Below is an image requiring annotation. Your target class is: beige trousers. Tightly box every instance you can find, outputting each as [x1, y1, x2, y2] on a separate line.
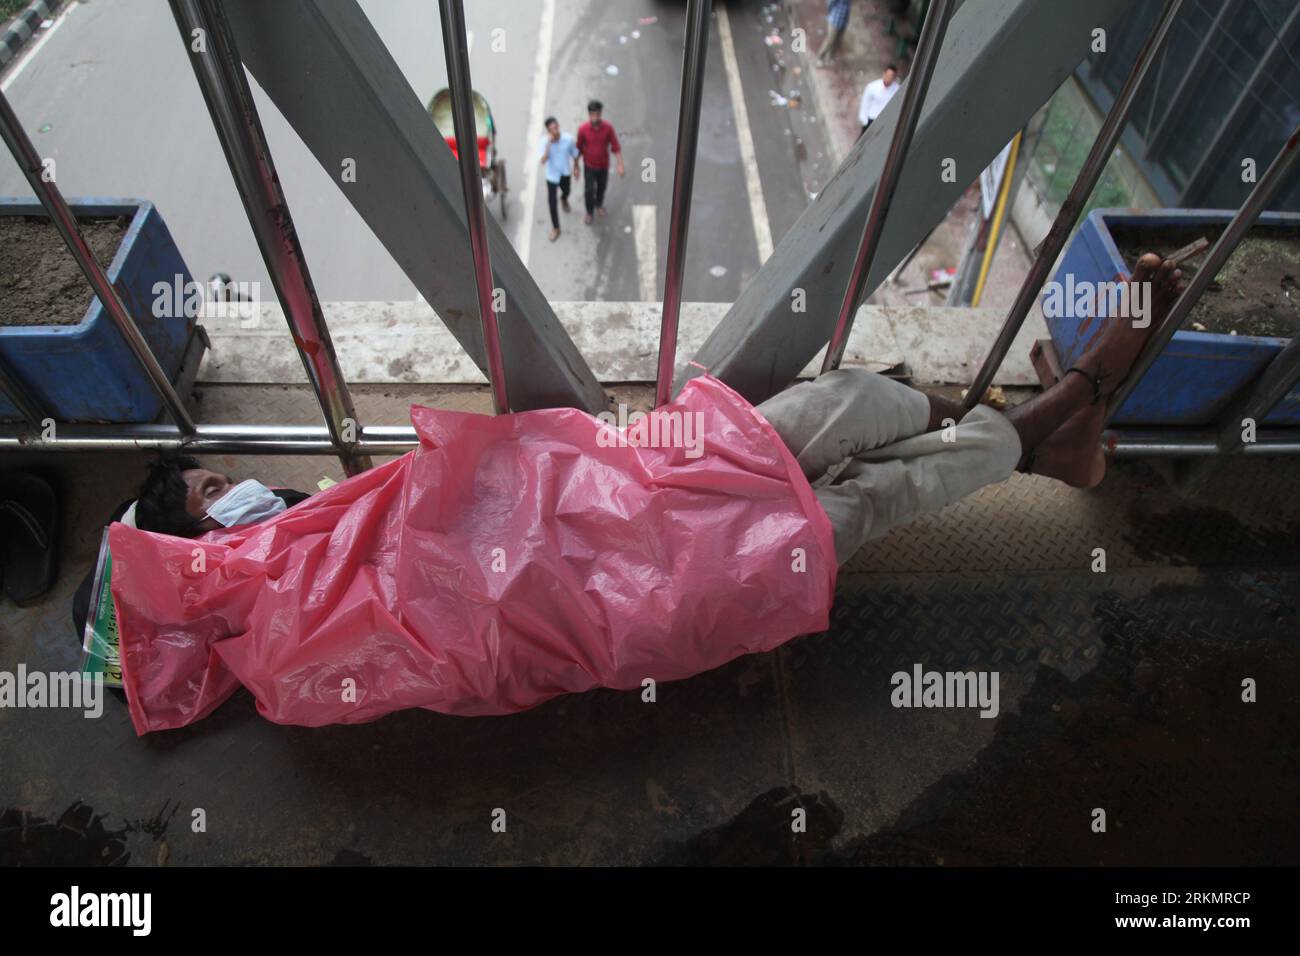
[756, 369, 1022, 564]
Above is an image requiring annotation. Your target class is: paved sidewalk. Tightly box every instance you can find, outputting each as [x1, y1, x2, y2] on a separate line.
[785, 0, 1035, 317]
[787, 0, 896, 165]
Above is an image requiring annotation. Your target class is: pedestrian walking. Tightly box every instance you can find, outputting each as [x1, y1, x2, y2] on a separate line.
[575, 99, 624, 224]
[858, 64, 899, 136]
[816, 0, 853, 66]
[539, 116, 579, 241]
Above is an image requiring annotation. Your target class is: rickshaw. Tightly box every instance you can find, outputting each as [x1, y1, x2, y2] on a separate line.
[428, 88, 508, 219]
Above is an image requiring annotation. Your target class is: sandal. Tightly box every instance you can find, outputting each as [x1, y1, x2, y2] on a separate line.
[0, 472, 60, 605]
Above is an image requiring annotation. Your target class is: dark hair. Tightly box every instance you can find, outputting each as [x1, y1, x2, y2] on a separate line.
[587, 99, 603, 112]
[544, 116, 557, 128]
[134, 454, 204, 537]
[885, 64, 898, 72]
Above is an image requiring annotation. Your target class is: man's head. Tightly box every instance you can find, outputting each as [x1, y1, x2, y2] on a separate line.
[883, 64, 898, 85]
[587, 99, 603, 126]
[134, 455, 230, 537]
[544, 116, 559, 141]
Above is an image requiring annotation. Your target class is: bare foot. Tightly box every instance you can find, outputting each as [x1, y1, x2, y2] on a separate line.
[597, 206, 607, 217]
[549, 228, 560, 242]
[584, 213, 593, 225]
[1071, 252, 1183, 403]
[1025, 253, 1183, 487]
[1026, 403, 1107, 488]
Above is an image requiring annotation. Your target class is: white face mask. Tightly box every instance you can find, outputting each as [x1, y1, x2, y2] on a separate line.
[205, 479, 287, 528]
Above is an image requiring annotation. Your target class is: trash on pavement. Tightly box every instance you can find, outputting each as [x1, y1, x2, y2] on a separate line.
[960, 384, 1008, 409]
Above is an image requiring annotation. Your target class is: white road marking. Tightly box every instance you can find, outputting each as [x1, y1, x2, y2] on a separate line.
[633, 203, 657, 301]
[716, 3, 774, 264]
[515, 0, 556, 268]
[2, 1, 75, 93]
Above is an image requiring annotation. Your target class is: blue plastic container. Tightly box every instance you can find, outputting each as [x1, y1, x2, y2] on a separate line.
[1045, 209, 1300, 426]
[0, 198, 194, 423]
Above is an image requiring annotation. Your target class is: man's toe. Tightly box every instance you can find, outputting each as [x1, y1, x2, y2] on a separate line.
[1132, 251, 1162, 281]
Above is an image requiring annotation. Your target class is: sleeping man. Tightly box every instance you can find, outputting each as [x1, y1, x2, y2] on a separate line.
[105, 255, 1182, 733]
[71, 461, 310, 642]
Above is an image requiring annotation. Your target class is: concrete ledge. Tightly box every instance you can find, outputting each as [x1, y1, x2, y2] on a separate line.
[197, 301, 1046, 388]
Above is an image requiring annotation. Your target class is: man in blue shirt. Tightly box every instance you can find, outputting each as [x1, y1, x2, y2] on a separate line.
[817, 0, 852, 65]
[539, 116, 579, 242]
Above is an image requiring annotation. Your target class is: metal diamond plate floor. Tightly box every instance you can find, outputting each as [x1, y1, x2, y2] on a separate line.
[1, 383, 1297, 865]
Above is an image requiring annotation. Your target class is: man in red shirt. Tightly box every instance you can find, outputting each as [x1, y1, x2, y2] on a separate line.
[575, 99, 625, 224]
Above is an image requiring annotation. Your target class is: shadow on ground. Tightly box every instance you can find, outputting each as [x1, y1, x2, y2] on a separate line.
[652, 576, 1298, 865]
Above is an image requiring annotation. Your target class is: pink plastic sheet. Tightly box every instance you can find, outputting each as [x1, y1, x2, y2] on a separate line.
[110, 375, 836, 734]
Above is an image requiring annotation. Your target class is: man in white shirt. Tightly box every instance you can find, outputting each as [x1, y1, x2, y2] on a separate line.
[858, 65, 899, 136]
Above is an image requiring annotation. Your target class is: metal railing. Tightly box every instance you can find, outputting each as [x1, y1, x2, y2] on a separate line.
[962, 0, 1183, 409]
[437, 0, 508, 416]
[1, 0, 1298, 467]
[822, 0, 953, 374]
[169, 0, 371, 473]
[654, 0, 712, 408]
[0, 87, 196, 435]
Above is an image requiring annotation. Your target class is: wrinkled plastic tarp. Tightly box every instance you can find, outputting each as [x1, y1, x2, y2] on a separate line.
[110, 376, 836, 734]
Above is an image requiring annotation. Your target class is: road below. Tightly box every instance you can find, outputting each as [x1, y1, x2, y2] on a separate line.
[0, 0, 833, 308]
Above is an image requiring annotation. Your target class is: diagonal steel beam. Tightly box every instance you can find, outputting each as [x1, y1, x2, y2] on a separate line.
[221, 0, 607, 414]
[963, 0, 1183, 409]
[681, 0, 1140, 405]
[171, 0, 373, 475]
[823, 0, 954, 374]
[1213, 335, 1300, 456]
[1106, 120, 1300, 424]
